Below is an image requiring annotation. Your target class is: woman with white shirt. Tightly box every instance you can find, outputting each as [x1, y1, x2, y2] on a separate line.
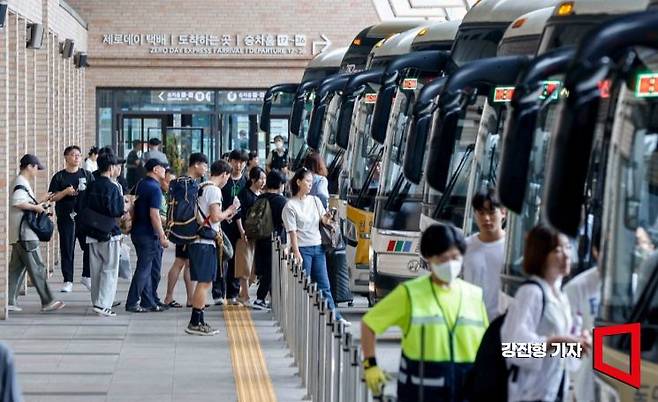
[282, 167, 349, 325]
[501, 224, 591, 402]
[303, 151, 329, 208]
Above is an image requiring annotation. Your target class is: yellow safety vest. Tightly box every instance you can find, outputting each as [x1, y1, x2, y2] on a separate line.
[397, 275, 487, 402]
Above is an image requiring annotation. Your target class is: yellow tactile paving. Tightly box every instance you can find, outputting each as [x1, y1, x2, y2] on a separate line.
[224, 305, 278, 402]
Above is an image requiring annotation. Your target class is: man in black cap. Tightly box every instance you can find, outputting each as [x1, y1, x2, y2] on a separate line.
[126, 158, 170, 312]
[83, 153, 126, 317]
[48, 145, 94, 293]
[144, 138, 169, 165]
[8, 154, 65, 312]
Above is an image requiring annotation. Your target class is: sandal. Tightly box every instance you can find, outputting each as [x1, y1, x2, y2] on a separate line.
[186, 303, 211, 308]
[167, 300, 183, 308]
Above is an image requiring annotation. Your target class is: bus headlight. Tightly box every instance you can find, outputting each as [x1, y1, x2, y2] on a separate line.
[594, 375, 621, 402]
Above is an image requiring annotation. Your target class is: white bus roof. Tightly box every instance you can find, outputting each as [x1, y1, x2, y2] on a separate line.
[307, 47, 348, 69]
[502, 7, 554, 40]
[462, 0, 564, 25]
[412, 20, 461, 48]
[556, 0, 649, 16]
[366, 20, 431, 37]
[370, 27, 428, 59]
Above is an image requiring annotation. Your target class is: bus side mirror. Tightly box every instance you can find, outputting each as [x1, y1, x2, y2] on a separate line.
[260, 100, 272, 133]
[403, 113, 433, 185]
[498, 104, 539, 214]
[336, 97, 355, 149]
[426, 107, 461, 191]
[289, 96, 306, 137]
[371, 77, 398, 144]
[307, 101, 327, 150]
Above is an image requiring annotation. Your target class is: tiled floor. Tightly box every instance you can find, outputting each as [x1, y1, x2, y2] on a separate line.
[1, 245, 307, 402]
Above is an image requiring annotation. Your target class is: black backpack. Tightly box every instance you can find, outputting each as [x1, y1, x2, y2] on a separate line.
[243, 197, 273, 240]
[14, 185, 54, 242]
[166, 176, 201, 244]
[465, 280, 546, 402]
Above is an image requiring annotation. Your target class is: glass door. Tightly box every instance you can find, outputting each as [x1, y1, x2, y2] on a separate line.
[119, 115, 165, 189]
[165, 127, 212, 175]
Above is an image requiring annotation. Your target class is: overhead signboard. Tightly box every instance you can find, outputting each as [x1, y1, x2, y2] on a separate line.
[151, 90, 214, 104]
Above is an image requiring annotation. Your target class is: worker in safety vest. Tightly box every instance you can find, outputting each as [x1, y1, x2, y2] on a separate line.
[360, 223, 488, 402]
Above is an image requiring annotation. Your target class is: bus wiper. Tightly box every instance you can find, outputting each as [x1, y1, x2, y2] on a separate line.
[384, 171, 406, 211]
[487, 142, 498, 187]
[291, 144, 308, 171]
[356, 147, 384, 208]
[433, 143, 475, 219]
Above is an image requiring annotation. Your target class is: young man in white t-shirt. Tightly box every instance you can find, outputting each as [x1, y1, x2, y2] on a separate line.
[462, 188, 506, 321]
[186, 159, 237, 336]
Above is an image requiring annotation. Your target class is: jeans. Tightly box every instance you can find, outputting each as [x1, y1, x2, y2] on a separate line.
[8, 241, 54, 307]
[58, 215, 90, 282]
[299, 245, 341, 319]
[89, 239, 120, 309]
[0, 343, 22, 402]
[126, 235, 162, 308]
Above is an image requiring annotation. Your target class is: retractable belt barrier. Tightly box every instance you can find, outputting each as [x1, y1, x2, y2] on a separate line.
[270, 236, 378, 402]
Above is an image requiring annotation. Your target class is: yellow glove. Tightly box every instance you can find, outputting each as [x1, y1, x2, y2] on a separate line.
[363, 358, 389, 396]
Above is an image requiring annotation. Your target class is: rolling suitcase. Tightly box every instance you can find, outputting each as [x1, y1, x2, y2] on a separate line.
[326, 247, 353, 305]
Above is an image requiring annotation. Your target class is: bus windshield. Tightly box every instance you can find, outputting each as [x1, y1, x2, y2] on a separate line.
[422, 100, 481, 227]
[450, 26, 505, 68]
[602, 76, 658, 362]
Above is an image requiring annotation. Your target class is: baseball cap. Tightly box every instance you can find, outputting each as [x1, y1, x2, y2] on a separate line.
[20, 154, 45, 170]
[145, 158, 169, 172]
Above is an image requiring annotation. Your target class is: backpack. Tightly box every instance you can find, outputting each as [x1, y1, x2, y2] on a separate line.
[14, 185, 55, 242]
[166, 176, 201, 244]
[465, 280, 546, 402]
[243, 197, 273, 240]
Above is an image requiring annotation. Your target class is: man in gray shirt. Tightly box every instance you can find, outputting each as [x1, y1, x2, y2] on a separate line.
[143, 138, 169, 165]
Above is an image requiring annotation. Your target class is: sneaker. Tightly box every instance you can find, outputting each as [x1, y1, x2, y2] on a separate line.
[228, 297, 240, 305]
[185, 322, 219, 336]
[252, 299, 270, 311]
[7, 305, 22, 312]
[60, 282, 73, 293]
[93, 306, 116, 317]
[213, 298, 225, 306]
[125, 305, 147, 313]
[338, 318, 352, 328]
[41, 300, 65, 312]
[80, 277, 92, 291]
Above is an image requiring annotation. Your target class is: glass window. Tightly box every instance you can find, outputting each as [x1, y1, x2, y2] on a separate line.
[97, 90, 113, 147]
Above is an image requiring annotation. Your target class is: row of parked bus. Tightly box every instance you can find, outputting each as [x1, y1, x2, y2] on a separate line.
[261, 0, 658, 397]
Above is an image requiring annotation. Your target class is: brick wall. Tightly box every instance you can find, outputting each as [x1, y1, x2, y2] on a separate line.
[0, 1, 88, 320]
[64, 0, 382, 146]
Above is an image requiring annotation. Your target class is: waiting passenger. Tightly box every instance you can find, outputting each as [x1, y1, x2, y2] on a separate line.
[267, 135, 289, 173]
[8, 154, 64, 312]
[143, 137, 169, 165]
[462, 188, 507, 321]
[163, 153, 208, 309]
[235, 167, 266, 307]
[360, 224, 487, 402]
[303, 151, 329, 208]
[186, 160, 237, 335]
[501, 224, 591, 402]
[82, 153, 126, 317]
[252, 170, 288, 310]
[212, 149, 248, 306]
[83, 146, 99, 172]
[246, 150, 259, 173]
[0, 342, 22, 402]
[125, 139, 144, 190]
[283, 168, 348, 324]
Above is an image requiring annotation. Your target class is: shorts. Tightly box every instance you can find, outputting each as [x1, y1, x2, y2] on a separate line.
[188, 243, 217, 283]
[175, 244, 189, 259]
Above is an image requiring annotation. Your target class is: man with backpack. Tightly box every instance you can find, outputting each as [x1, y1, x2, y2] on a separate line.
[360, 224, 488, 402]
[246, 170, 288, 310]
[212, 149, 248, 305]
[163, 153, 209, 309]
[48, 145, 94, 293]
[186, 160, 237, 335]
[126, 158, 170, 312]
[8, 154, 64, 312]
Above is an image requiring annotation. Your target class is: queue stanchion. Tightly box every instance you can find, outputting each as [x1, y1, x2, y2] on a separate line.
[317, 298, 328, 402]
[308, 283, 320, 401]
[301, 275, 311, 388]
[326, 311, 339, 402]
[339, 331, 351, 402]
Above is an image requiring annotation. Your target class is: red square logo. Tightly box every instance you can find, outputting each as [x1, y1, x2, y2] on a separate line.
[593, 323, 641, 388]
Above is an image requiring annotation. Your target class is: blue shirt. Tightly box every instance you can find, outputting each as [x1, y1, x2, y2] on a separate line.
[131, 177, 162, 238]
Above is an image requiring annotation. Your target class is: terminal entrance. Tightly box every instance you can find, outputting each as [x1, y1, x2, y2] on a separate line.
[98, 89, 293, 172]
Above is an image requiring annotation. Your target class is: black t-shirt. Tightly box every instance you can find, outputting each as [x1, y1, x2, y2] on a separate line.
[236, 187, 258, 221]
[258, 192, 288, 241]
[49, 169, 94, 217]
[220, 175, 247, 237]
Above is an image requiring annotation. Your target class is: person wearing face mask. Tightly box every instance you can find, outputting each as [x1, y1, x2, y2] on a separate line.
[267, 135, 289, 174]
[360, 224, 488, 402]
[501, 224, 591, 402]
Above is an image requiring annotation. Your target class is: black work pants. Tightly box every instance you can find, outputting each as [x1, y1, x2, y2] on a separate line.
[58, 215, 90, 283]
[255, 239, 272, 300]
